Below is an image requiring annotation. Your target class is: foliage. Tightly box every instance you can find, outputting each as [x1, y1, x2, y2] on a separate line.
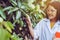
[0, 0, 47, 40]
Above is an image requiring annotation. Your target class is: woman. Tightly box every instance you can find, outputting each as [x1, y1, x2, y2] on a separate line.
[25, 1, 60, 40]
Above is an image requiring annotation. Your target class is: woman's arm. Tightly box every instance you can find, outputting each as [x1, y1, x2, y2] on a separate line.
[25, 15, 34, 38]
[25, 14, 42, 39]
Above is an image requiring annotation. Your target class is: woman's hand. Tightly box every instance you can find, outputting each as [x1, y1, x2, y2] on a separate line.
[25, 14, 32, 27]
[24, 14, 34, 38]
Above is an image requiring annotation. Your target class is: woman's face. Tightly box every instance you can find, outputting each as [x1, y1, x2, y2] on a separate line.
[46, 5, 57, 20]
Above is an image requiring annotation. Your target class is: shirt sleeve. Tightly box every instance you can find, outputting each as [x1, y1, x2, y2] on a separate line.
[34, 20, 43, 40]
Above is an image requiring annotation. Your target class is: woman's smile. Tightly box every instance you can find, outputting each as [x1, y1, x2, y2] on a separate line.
[46, 5, 57, 20]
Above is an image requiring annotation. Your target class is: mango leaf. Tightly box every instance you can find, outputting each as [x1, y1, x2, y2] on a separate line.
[12, 15, 15, 21]
[13, 20, 17, 26]
[3, 21, 14, 33]
[3, 6, 13, 11]
[0, 17, 3, 23]
[40, 1, 45, 7]
[28, 0, 35, 4]
[28, 3, 35, 9]
[0, 28, 11, 40]
[39, 10, 46, 16]
[17, 0, 22, 8]
[10, 0, 17, 6]
[22, 3, 32, 11]
[7, 21, 14, 29]
[20, 9, 29, 18]
[21, 5, 26, 9]
[8, 7, 19, 14]
[35, 4, 40, 11]
[19, 20, 24, 27]
[39, 14, 43, 19]
[16, 11, 21, 20]
[11, 33, 22, 40]
[0, 6, 6, 19]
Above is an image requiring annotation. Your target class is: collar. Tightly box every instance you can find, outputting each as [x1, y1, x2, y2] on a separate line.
[43, 18, 60, 25]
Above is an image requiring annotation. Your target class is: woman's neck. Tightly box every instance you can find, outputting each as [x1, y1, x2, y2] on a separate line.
[50, 18, 57, 29]
[50, 18, 57, 23]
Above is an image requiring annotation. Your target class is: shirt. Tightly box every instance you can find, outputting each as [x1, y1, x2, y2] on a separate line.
[34, 18, 60, 40]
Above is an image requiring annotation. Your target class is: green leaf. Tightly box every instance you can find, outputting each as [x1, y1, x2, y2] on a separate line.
[8, 7, 19, 14]
[3, 21, 14, 33]
[12, 15, 15, 21]
[17, 0, 22, 8]
[28, 0, 35, 4]
[40, 1, 45, 7]
[3, 6, 13, 11]
[39, 14, 43, 19]
[22, 3, 33, 11]
[7, 21, 14, 29]
[28, 3, 35, 9]
[21, 5, 26, 9]
[11, 33, 22, 40]
[0, 6, 6, 19]
[0, 17, 3, 23]
[0, 28, 11, 40]
[10, 0, 17, 6]
[19, 20, 24, 27]
[16, 11, 21, 20]
[35, 4, 40, 11]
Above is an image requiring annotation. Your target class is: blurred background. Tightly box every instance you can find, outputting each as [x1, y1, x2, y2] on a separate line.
[0, 0, 60, 40]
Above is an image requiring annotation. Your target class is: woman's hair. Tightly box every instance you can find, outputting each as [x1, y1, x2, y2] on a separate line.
[45, 1, 60, 21]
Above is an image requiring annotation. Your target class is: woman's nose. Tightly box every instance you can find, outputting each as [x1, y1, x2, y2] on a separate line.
[48, 11, 52, 14]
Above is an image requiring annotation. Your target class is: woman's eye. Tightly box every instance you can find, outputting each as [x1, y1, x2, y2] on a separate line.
[47, 10, 49, 11]
[51, 10, 55, 12]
